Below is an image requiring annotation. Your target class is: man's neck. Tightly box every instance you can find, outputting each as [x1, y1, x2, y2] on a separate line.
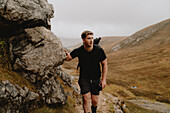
[83, 45, 93, 52]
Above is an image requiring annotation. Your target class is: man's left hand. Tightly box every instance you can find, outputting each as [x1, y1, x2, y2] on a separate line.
[100, 79, 106, 89]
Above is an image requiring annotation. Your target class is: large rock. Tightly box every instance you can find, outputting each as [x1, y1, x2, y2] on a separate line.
[0, 0, 74, 111]
[0, 0, 54, 36]
[10, 26, 66, 78]
[9, 26, 68, 105]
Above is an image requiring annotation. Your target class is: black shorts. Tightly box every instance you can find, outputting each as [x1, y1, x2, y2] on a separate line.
[78, 78, 101, 95]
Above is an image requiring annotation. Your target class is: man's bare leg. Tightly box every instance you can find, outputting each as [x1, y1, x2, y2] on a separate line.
[82, 92, 91, 113]
[91, 94, 99, 113]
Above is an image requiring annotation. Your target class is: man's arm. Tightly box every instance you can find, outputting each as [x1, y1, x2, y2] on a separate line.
[100, 58, 108, 89]
[64, 50, 73, 61]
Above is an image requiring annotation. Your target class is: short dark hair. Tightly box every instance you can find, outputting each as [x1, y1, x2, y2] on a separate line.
[81, 30, 93, 39]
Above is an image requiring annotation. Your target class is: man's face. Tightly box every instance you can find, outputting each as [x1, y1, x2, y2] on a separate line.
[83, 35, 93, 47]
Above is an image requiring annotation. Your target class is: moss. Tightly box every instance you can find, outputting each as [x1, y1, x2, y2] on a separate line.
[0, 38, 11, 69]
[0, 67, 36, 92]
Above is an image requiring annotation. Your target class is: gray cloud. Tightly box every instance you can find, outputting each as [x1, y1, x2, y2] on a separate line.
[48, 0, 170, 38]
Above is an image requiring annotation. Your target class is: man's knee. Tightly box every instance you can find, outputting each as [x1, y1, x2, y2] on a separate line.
[92, 98, 98, 105]
[92, 95, 99, 106]
[82, 93, 91, 103]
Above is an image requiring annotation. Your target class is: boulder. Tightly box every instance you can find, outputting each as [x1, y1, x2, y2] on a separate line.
[10, 26, 66, 79]
[0, 0, 54, 36]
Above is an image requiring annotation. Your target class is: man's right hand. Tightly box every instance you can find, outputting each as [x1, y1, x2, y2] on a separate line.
[64, 49, 72, 61]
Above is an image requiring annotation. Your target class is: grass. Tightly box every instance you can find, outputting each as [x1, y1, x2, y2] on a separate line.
[0, 67, 36, 92]
[103, 84, 135, 98]
[106, 44, 170, 104]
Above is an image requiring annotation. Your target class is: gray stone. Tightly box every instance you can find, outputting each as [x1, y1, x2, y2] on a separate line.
[12, 27, 66, 80]
[115, 109, 123, 113]
[39, 77, 67, 104]
[26, 91, 39, 101]
[15, 84, 26, 97]
[55, 66, 74, 86]
[5, 82, 19, 97]
[0, 81, 39, 112]
[0, 0, 54, 29]
[46, 98, 51, 104]
[23, 87, 29, 94]
[42, 84, 49, 94]
[0, 84, 6, 98]
[19, 88, 26, 97]
[11, 89, 19, 98]
[2, 80, 10, 85]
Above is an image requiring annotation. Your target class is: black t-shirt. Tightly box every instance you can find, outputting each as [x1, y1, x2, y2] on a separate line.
[70, 44, 106, 79]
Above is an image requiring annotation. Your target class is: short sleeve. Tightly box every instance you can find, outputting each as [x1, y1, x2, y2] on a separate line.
[99, 47, 107, 62]
[70, 48, 79, 59]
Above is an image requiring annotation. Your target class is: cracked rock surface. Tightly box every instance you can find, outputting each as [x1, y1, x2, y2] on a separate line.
[0, 0, 75, 112]
[0, 0, 54, 36]
[0, 80, 39, 113]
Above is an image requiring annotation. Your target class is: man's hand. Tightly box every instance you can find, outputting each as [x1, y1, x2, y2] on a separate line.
[100, 79, 106, 89]
[64, 49, 72, 61]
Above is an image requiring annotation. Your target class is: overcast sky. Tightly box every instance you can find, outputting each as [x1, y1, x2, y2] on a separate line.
[48, 0, 170, 39]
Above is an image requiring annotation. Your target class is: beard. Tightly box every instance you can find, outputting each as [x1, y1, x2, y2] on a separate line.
[85, 42, 93, 47]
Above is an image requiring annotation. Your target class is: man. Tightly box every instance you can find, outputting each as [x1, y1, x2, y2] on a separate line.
[65, 30, 107, 113]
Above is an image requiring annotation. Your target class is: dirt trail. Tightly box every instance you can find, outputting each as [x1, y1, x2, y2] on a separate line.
[75, 91, 117, 113]
[74, 82, 124, 113]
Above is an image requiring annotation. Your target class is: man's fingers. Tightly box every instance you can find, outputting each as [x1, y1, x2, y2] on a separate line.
[64, 49, 68, 56]
[102, 83, 106, 89]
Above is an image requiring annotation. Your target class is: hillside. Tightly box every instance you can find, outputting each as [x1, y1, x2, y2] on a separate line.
[99, 36, 127, 53]
[106, 19, 170, 104]
[112, 19, 170, 52]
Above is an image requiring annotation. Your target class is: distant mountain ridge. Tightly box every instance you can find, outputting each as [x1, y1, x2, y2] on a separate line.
[60, 38, 82, 48]
[112, 18, 170, 52]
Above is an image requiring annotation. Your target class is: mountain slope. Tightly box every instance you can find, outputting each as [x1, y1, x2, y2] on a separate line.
[112, 19, 170, 52]
[99, 36, 127, 53]
[106, 19, 170, 104]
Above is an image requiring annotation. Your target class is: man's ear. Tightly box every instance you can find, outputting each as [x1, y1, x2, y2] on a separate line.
[82, 38, 85, 42]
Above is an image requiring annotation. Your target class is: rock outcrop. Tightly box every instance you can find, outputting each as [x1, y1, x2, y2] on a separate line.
[0, 80, 39, 113]
[0, 0, 76, 112]
[0, 0, 53, 37]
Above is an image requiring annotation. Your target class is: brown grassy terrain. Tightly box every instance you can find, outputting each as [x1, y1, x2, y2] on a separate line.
[100, 36, 127, 53]
[105, 19, 170, 104]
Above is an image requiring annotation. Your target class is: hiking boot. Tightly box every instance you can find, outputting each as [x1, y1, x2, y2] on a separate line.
[91, 105, 97, 113]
